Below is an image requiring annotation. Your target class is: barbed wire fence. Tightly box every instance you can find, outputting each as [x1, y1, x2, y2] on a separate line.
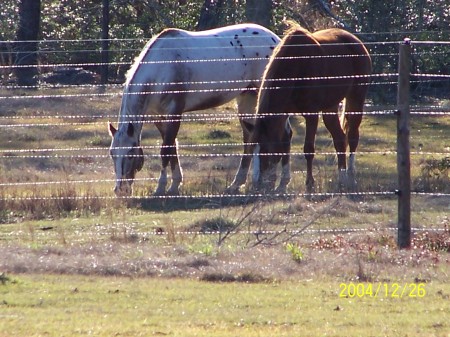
[0, 37, 449, 247]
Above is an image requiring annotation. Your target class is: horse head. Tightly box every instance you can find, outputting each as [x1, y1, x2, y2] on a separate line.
[108, 122, 144, 197]
[252, 117, 292, 192]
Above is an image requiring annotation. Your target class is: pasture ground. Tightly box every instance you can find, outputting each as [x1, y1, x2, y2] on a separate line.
[0, 88, 449, 336]
[0, 275, 449, 337]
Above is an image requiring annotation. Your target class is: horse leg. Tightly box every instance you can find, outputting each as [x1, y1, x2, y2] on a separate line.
[344, 97, 364, 191]
[154, 122, 168, 196]
[225, 91, 257, 194]
[322, 105, 347, 190]
[154, 115, 183, 196]
[304, 114, 319, 193]
[166, 119, 183, 196]
[276, 119, 293, 194]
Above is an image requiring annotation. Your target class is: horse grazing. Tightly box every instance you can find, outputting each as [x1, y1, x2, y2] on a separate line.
[251, 22, 372, 193]
[109, 23, 280, 196]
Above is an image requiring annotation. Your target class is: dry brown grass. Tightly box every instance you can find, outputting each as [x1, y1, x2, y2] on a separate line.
[1, 227, 448, 282]
[1, 195, 448, 282]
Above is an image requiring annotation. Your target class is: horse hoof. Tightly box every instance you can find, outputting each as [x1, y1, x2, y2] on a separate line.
[224, 185, 240, 195]
[346, 180, 360, 200]
[305, 183, 315, 194]
[153, 188, 166, 196]
[275, 185, 287, 195]
[166, 187, 180, 196]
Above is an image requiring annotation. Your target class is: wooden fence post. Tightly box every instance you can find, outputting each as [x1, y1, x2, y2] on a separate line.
[396, 38, 412, 249]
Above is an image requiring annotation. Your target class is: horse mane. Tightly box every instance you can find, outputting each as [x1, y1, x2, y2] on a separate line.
[258, 21, 314, 111]
[282, 20, 312, 37]
[125, 28, 180, 84]
[266, 20, 315, 60]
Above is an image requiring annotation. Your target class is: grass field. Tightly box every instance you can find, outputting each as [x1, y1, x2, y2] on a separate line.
[0, 88, 449, 336]
[1, 274, 449, 337]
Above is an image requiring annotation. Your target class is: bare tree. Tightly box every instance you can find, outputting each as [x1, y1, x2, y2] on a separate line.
[15, 0, 41, 86]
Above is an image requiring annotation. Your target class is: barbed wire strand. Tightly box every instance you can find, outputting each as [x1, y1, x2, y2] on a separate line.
[1, 149, 449, 161]
[5, 46, 450, 75]
[1, 76, 448, 103]
[3, 39, 450, 58]
[1, 191, 449, 203]
[1, 110, 449, 128]
[4, 36, 450, 44]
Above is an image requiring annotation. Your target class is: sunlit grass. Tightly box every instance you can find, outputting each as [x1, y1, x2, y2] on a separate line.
[0, 274, 448, 337]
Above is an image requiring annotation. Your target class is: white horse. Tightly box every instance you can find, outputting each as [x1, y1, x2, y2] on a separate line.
[109, 23, 280, 196]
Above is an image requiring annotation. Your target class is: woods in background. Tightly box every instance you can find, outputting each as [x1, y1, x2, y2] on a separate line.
[1, 0, 449, 100]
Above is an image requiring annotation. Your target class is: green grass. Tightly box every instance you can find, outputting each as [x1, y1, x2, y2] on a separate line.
[0, 274, 449, 337]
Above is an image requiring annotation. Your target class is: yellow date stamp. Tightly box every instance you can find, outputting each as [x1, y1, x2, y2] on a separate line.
[339, 282, 426, 298]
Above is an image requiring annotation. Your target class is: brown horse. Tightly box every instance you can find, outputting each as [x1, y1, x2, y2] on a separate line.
[250, 22, 372, 193]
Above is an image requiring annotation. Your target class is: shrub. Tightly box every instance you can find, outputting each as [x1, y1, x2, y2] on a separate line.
[416, 157, 450, 192]
[286, 243, 304, 263]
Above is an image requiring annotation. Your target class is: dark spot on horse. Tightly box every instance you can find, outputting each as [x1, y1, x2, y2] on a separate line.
[243, 54, 246, 58]
[234, 34, 238, 39]
[243, 29, 247, 33]
[230, 41, 234, 46]
[265, 55, 269, 58]
[270, 46, 275, 50]
[240, 44, 243, 47]
[252, 31, 259, 35]
[256, 52, 259, 57]
[237, 40, 240, 44]
[271, 37, 277, 43]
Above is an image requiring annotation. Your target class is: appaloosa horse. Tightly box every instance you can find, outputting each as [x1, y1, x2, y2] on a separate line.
[109, 23, 280, 196]
[251, 22, 372, 193]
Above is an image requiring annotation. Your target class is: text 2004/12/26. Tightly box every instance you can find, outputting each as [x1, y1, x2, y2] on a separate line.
[339, 283, 426, 298]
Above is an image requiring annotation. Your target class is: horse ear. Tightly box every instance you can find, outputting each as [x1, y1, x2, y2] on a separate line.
[127, 122, 135, 137]
[108, 123, 117, 137]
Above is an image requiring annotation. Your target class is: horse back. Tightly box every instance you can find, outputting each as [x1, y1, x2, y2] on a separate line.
[258, 26, 371, 115]
[312, 28, 372, 77]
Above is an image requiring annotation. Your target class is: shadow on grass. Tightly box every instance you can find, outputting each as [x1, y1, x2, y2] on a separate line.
[135, 194, 275, 212]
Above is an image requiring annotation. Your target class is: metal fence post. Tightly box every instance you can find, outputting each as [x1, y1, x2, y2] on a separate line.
[396, 38, 412, 249]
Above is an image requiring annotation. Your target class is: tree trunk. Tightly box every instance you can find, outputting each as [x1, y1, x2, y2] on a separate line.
[245, 0, 273, 28]
[101, 0, 109, 84]
[15, 0, 41, 86]
[197, 0, 224, 30]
